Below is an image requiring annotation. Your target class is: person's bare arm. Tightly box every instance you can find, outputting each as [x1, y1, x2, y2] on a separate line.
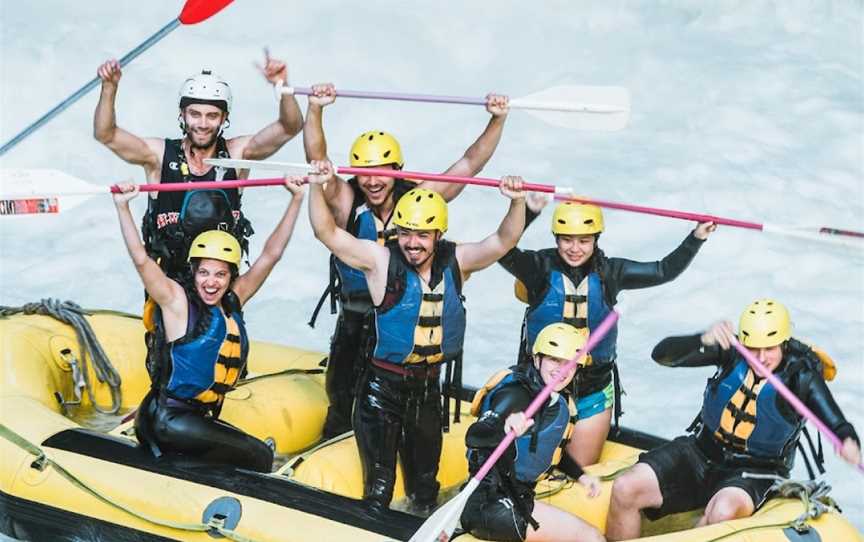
[302, 83, 353, 227]
[113, 184, 184, 314]
[93, 59, 162, 172]
[232, 178, 306, 305]
[238, 53, 303, 160]
[307, 160, 389, 300]
[456, 175, 526, 276]
[421, 94, 509, 202]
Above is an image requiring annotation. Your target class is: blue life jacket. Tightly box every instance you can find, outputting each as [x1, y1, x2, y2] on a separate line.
[165, 301, 249, 407]
[700, 358, 803, 460]
[333, 179, 414, 302]
[372, 241, 466, 365]
[525, 270, 617, 364]
[479, 373, 574, 483]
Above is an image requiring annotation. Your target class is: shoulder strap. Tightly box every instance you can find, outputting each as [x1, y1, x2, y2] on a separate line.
[470, 369, 513, 417]
[378, 242, 406, 312]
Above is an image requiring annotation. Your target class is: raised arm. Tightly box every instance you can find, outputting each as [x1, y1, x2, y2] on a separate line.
[652, 321, 738, 368]
[302, 83, 354, 227]
[422, 94, 509, 202]
[235, 54, 303, 161]
[604, 222, 716, 301]
[308, 160, 389, 288]
[113, 184, 184, 310]
[456, 176, 526, 276]
[232, 179, 306, 306]
[93, 59, 162, 173]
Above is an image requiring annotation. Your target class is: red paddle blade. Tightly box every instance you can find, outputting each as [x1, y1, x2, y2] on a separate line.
[179, 0, 234, 25]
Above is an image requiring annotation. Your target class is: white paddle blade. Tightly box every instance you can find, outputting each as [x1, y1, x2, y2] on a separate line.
[409, 479, 478, 542]
[0, 169, 104, 217]
[203, 158, 313, 173]
[511, 85, 630, 131]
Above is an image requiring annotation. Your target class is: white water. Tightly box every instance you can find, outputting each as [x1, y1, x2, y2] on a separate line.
[1, 0, 862, 533]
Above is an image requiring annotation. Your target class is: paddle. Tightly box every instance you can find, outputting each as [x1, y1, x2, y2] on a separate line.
[0, 0, 234, 157]
[409, 309, 621, 542]
[731, 339, 864, 475]
[276, 83, 630, 131]
[202, 159, 864, 246]
[0, 169, 288, 217]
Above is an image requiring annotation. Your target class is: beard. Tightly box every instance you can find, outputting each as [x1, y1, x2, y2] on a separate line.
[189, 129, 220, 149]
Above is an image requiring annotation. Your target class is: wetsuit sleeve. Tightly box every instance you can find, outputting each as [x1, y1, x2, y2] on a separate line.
[525, 206, 541, 229]
[800, 371, 860, 446]
[465, 385, 533, 449]
[651, 333, 736, 368]
[602, 232, 705, 301]
[497, 248, 546, 301]
[556, 450, 585, 479]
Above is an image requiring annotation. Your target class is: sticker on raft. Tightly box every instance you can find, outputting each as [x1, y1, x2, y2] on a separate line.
[0, 197, 59, 215]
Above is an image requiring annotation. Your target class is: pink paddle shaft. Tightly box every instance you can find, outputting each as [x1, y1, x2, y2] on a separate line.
[339, 167, 764, 230]
[472, 310, 620, 482]
[109, 178, 287, 193]
[291, 87, 487, 107]
[732, 340, 864, 474]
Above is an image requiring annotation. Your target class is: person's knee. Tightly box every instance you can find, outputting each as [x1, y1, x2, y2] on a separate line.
[611, 468, 656, 511]
[705, 493, 752, 523]
[611, 474, 642, 509]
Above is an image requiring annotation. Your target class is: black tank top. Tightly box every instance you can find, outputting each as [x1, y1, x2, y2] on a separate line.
[153, 138, 241, 230]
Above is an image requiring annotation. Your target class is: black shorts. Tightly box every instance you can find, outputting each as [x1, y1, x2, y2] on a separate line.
[638, 435, 779, 520]
[461, 485, 534, 542]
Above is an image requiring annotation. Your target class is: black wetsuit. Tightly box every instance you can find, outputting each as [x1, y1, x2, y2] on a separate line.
[638, 335, 858, 519]
[461, 366, 584, 541]
[499, 229, 705, 404]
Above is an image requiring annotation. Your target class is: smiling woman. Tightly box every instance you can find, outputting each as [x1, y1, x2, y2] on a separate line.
[110, 174, 306, 471]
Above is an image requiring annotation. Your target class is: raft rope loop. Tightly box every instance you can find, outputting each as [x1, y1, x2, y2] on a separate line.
[695, 474, 838, 542]
[0, 299, 122, 414]
[0, 423, 262, 542]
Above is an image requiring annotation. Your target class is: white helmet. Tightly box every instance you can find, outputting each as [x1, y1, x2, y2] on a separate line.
[178, 70, 232, 114]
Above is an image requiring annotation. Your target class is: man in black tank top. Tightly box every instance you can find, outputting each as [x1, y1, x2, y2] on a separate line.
[94, 52, 303, 275]
[302, 82, 511, 438]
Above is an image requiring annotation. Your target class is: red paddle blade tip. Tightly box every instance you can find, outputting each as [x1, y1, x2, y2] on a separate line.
[179, 0, 234, 25]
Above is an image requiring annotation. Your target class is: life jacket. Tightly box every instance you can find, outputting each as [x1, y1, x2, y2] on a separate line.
[471, 368, 576, 483]
[699, 341, 820, 463]
[371, 240, 466, 365]
[141, 138, 253, 280]
[521, 251, 617, 364]
[146, 290, 248, 415]
[308, 178, 414, 326]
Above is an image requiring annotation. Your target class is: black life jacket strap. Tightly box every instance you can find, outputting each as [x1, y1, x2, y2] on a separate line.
[612, 360, 624, 431]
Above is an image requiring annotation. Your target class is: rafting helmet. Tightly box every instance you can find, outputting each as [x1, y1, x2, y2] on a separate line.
[179, 70, 232, 114]
[393, 188, 448, 233]
[552, 201, 604, 236]
[738, 298, 792, 348]
[188, 230, 242, 266]
[349, 131, 404, 167]
[532, 322, 592, 366]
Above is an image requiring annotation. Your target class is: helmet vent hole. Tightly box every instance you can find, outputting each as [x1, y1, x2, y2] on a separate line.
[549, 340, 559, 347]
[353, 153, 360, 161]
[767, 331, 777, 337]
[379, 131, 384, 135]
[383, 150, 391, 158]
[557, 219, 566, 225]
[367, 134, 374, 141]
[425, 216, 435, 225]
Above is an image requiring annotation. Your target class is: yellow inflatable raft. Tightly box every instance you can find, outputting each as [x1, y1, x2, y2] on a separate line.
[0, 309, 860, 541]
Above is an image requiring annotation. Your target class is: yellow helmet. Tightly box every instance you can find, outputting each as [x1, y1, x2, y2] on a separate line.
[532, 323, 592, 366]
[552, 201, 604, 235]
[738, 298, 792, 348]
[187, 230, 242, 266]
[393, 188, 448, 233]
[349, 131, 404, 167]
